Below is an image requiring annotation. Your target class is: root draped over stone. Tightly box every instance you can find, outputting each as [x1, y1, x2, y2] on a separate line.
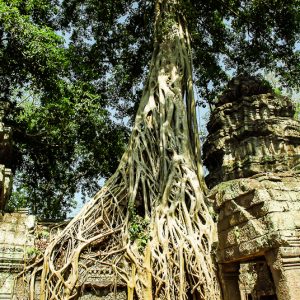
[23, 0, 221, 299]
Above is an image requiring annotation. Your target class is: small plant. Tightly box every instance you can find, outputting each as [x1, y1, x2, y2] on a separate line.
[208, 206, 218, 222]
[128, 204, 150, 253]
[37, 230, 50, 239]
[26, 246, 40, 257]
[273, 87, 282, 96]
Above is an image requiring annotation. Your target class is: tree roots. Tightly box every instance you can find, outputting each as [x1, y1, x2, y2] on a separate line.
[21, 1, 221, 299]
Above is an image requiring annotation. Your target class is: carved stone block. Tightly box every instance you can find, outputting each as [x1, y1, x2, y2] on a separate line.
[203, 76, 300, 188]
[209, 172, 300, 263]
[0, 212, 35, 299]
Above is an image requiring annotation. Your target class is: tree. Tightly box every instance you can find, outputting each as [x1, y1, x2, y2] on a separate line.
[6, 0, 296, 218]
[0, 0, 128, 218]
[24, 0, 220, 298]
[21, 0, 300, 299]
[59, 0, 300, 108]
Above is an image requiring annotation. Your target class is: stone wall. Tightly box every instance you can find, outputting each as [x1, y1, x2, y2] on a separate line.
[209, 172, 300, 263]
[0, 211, 35, 300]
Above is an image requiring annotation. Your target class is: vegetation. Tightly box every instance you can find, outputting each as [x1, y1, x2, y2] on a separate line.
[24, 2, 221, 298]
[2, 0, 300, 217]
[14, 0, 300, 299]
[1, 0, 128, 217]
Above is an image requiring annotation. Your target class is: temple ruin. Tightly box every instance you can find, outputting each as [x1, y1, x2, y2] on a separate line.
[0, 76, 299, 299]
[203, 76, 300, 300]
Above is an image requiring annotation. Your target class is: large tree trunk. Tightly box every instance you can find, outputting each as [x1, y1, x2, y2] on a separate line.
[27, 0, 221, 299]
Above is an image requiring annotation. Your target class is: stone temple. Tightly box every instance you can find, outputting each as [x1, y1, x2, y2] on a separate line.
[203, 76, 300, 300]
[0, 76, 299, 299]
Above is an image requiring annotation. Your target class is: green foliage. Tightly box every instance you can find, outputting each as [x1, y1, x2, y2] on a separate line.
[8, 88, 129, 218]
[58, 0, 300, 108]
[1, 0, 129, 218]
[25, 246, 40, 257]
[36, 230, 50, 239]
[5, 187, 27, 212]
[188, 0, 300, 102]
[0, 0, 67, 99]
[273, 88, 282, 96]
[128, 205, 150, 253]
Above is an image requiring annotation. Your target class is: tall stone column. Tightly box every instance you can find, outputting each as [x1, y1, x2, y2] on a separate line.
[220, 263, 242, 300]
[266, 247, 300, 300]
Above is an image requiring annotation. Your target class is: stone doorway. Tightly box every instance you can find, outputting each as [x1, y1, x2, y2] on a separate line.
[79, 284, 127, 300]
[239, 260, 277, 300]
[239, 259, 277, 300]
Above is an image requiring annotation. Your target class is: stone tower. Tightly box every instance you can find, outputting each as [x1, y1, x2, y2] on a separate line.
[203, 76, 300, 188]
[203, 76, 300, 300]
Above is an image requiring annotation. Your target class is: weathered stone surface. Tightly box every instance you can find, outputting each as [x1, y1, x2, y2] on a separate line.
[266, 247, 300, 300]
[206, 76, 300, 300]
[203, 75, 300, 188]
[239, 261, 276, 300]
[77, 263, 128, 299]
[79, 289, 127, 300]
[0, 211, 35, 300]
[209, 172, 300, 262]
[219, 263, 241, 300]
